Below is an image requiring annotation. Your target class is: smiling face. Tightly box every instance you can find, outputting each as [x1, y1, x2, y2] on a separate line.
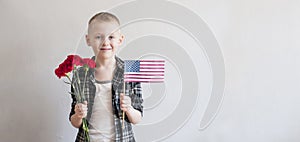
[86, 20, 124, 61]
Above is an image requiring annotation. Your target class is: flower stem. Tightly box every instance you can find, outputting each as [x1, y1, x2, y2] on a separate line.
[82, 67, 88, 101]
[66, 74, 81, 102]
[82, 118, 90, 142]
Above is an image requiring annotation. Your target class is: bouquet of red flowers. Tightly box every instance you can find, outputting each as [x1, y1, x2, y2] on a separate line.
[54, 55, 96, 142]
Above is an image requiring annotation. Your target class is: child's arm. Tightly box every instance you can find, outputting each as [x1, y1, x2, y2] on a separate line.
[120, 93, 142, 124]
[70, 101, 88, 128]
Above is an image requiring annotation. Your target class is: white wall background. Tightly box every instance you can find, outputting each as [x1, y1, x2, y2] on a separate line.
[1, 0, 299, 142]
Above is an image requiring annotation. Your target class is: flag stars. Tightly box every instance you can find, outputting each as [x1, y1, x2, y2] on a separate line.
[125, 60, 140, 72]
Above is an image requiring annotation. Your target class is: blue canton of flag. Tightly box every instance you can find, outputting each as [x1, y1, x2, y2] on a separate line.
[124, 60, 140, 72]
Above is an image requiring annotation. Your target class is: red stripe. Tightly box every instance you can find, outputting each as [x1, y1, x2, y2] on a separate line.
[125, 74, 164, 76]
[140, 67, 165, 69]
[125, 77, 164, 79]
[125, 80, 164, 83]
[140, 64, 164, 66]
[140, 71, 165, 73]
[124, 79, 164, 82]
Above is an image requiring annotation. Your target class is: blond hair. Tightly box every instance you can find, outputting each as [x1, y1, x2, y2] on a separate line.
[88, 12, 120, 25]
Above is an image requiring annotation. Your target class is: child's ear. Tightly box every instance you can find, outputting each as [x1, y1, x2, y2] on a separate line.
[85, 34, 91, 46]
[118, 34, 125, 45]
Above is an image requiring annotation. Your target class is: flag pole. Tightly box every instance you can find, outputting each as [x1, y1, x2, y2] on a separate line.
[122, 80, 125, 129]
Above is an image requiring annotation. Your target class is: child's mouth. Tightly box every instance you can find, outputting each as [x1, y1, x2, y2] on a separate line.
[100, 48, 112, 50]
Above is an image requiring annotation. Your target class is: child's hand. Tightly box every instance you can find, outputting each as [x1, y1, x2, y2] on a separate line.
[74, 101, 88, 119]
[120, 93, 132, 112]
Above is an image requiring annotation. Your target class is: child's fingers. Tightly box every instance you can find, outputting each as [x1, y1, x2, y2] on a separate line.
[120, 93, 125, 99]
[74, 102, 88, 118]
[121, 95, 131, 104]
[120, 95, 132, 112]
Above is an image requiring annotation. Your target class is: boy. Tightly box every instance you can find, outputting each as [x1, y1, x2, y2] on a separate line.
[69, 12, 143, 142]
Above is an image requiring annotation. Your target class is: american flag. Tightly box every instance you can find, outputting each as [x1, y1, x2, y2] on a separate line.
[124, 60, 165, 83]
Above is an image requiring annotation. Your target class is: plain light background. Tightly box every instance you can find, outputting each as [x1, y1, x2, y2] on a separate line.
[0, 0, 299, 142]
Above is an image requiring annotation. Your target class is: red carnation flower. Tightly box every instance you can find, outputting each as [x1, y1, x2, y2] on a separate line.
[68, 55, 83, 66]
[54, 55, 95, 79]
[55, 67, 65, 79]
[82, 58, 96, 68]
[59, 61, 72, 74]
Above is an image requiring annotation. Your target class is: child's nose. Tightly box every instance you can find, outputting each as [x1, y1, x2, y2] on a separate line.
[102, 38, 110, 46]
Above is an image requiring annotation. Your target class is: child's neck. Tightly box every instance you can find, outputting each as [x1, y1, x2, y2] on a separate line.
[94, 57, 116, 81]
[96, 57, 116, 69]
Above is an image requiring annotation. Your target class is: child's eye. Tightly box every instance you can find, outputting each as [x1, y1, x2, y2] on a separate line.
[96, 36, 101, 39]
[109, 36, 115, 39]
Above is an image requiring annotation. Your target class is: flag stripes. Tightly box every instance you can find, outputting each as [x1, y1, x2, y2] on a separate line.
[124, 60, 165, 83]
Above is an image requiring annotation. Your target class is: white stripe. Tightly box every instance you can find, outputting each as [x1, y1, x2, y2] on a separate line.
[125, 75, 164, 79]
[125, 74, 164, 77]
[124, 79, 164, 82]
[140, 62, 165, 65]
[140, 69, 165, 72]
[140, 65, 164, 68]
[140, 60, 165, 62]
[125, 72, 164, 75]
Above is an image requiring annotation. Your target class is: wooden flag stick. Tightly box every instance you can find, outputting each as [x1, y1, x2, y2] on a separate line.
[122, 81, 125, 129]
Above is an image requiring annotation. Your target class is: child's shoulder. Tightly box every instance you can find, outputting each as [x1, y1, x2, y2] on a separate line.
[115, 56, 124, 63]
[115, 56, 124, 69]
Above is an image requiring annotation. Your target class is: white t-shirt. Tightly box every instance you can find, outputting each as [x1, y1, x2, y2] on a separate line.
[89, 80, 116, 142]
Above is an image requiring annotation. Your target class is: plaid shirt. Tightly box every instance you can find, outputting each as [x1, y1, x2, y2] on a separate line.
[69, 56, 143, 142]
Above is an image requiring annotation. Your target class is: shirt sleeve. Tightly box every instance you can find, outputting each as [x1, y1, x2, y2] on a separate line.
[128, 82, 144, 116]
[69, 85, 77, 121]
